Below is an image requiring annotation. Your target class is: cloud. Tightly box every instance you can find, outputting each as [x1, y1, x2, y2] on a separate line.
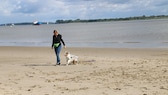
[0, 0, 168, 24]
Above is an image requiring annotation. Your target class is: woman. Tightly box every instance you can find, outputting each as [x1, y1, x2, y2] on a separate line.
[52, 30, 66, 65]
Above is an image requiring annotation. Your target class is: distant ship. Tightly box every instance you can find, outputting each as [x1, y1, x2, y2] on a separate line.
[33, 21, 41, 25]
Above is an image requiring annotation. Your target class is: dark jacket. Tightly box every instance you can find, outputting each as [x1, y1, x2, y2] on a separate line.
[52, 34, 65, 48]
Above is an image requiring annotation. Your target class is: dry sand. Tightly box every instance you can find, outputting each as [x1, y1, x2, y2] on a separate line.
[0, 46, 168, 95]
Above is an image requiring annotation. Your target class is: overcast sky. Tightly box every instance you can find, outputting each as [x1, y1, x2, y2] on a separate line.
[0, 0, 168, 24]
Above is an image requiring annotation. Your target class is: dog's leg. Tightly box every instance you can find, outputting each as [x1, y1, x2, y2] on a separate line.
[67, 60, 71, 66]
[66, 59, 68, 66]
[66, 61, 68, 66]
[72, 60, 75, 64]
[74, 59, 78, 65]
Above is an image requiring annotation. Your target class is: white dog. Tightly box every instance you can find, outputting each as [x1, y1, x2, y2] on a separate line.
[64, 51, 78, 66]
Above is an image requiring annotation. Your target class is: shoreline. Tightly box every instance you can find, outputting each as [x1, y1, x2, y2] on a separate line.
[0, 46, 168, 95]
[1, 45, 168, 49]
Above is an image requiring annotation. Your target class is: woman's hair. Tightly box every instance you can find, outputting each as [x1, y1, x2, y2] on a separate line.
[53, 30, 58, 33]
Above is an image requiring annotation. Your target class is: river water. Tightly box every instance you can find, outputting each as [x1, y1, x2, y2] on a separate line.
[0, 19, 168, 48]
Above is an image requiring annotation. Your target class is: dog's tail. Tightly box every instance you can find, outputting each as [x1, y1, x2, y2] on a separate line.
[75, 55, 78, 58]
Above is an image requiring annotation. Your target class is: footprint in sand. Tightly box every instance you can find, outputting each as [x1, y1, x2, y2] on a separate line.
[28, 85, 42, 91]
[79, 60, 96, 65]
[25, 72, 34, 78]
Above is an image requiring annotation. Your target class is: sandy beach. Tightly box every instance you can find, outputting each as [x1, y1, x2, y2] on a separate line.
[0, 46, 168, 95]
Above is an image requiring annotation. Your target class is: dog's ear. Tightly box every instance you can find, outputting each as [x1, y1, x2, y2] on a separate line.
[65, 51, 70, 54]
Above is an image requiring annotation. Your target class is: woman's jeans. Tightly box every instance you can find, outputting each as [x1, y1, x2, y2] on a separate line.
[54, 44, 62, 64]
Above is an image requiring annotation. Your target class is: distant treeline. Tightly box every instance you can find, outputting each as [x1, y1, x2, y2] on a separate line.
[1, 15, 168, 26]
[56, 15, 168, 24]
